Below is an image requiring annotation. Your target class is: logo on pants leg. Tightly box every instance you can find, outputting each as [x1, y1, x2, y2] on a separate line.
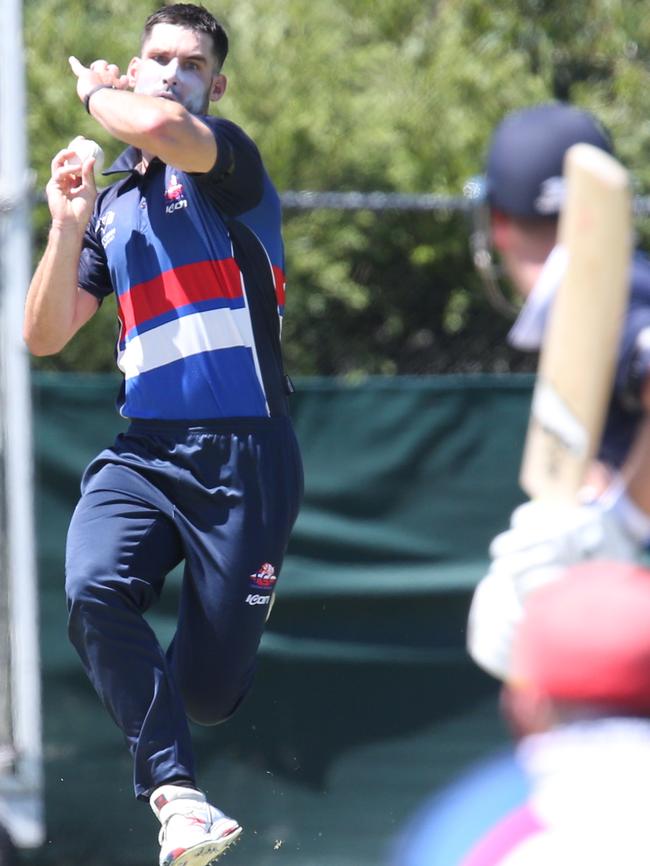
[249, 562, 277, 590]
[246, 593, 271, 606]
[246, 563, 276, 607]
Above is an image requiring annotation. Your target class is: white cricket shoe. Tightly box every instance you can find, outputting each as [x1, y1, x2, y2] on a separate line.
[150, 784, 242, 866]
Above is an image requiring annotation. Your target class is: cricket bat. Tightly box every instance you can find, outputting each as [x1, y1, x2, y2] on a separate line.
[519, 142, 632, 501]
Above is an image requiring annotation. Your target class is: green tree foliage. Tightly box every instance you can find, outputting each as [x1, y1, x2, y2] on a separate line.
[24, 0, 650, 374]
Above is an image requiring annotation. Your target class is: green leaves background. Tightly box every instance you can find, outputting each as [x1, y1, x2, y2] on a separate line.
[25, 0, 650, 374]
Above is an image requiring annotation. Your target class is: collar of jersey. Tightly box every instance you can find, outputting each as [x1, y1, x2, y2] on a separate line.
[102, 146, 162, 176]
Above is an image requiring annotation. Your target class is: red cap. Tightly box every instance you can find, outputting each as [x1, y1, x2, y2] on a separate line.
[511, 560, 650, 714]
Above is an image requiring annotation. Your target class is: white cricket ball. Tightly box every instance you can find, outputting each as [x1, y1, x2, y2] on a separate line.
[66, 135, 105, 175]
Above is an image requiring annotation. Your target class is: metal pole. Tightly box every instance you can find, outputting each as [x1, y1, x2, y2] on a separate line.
[0, 0, 44, 847]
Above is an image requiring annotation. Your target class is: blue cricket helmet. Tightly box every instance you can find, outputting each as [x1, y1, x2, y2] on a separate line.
[486, 103, 613, 218]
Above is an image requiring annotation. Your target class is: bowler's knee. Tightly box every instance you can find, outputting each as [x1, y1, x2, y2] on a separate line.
[65, 567, 108, 648]
[183, 679, 252, 727]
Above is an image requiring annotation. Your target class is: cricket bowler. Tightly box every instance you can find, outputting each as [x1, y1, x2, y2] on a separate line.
[23, 4, 303, 865]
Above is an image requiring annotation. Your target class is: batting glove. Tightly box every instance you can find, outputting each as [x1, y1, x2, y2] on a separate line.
[467, 498, 641, 680]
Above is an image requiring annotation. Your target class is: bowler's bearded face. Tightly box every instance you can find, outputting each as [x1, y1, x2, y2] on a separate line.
[132, 23, 220, 115]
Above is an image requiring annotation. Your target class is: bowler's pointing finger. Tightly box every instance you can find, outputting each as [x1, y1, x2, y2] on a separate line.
[68, 55, 87, 77]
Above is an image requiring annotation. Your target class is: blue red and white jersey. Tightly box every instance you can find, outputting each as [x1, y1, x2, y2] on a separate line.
[78, 117, 288, 420]
[389, 719, 650, 865]
[387, 749, 529, 866]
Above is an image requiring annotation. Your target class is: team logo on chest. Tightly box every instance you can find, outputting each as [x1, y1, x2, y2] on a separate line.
[164, 173, 188, 214]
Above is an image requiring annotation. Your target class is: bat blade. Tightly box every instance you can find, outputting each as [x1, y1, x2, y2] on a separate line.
[519, 143, 632, 501]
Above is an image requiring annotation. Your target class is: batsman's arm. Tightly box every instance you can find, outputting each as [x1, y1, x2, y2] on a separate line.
[68, 56, 217, 174]
[624, 377, 650, 512]
[602, 414, 650, 539]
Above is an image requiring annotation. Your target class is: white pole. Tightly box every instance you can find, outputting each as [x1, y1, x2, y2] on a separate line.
[0, 0, 44, 848]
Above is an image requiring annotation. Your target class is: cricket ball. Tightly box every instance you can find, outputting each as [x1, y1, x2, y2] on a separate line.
[67, 135, 105, 175]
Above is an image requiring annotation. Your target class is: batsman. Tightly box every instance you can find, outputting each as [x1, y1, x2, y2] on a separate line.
[466, 103, 650, 680]
[23, 4, 303, 865]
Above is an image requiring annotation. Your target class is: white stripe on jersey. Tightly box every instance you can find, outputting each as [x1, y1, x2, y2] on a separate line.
[117, 305, 258, 380]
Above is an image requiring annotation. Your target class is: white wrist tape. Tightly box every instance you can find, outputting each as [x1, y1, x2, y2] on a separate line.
[600, 478, 650, 547]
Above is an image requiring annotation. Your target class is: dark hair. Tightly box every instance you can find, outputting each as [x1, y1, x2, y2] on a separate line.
[142, 4, 229, 69]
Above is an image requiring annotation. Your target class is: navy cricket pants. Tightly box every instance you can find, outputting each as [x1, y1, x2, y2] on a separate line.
[65, 416, 303, 800]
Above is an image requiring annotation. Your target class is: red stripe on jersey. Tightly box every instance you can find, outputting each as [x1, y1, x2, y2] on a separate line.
[272, 265, 286, 307]
[119, 258, 243, 335]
